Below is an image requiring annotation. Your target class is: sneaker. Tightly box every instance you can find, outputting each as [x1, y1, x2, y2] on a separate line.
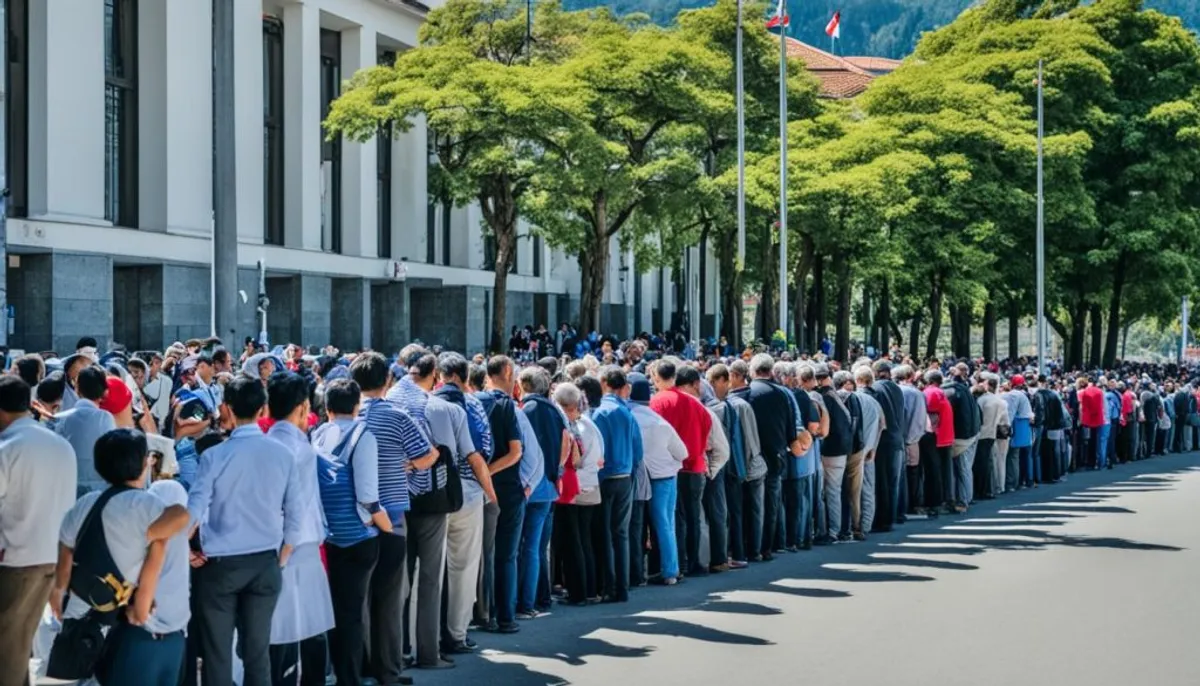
[709, 563, 731, 573]
[729, 560, 749, 569]
[515, 609, 541, 620]
[497, 622, 520, 634]
[813, 535, 837, 546]
[837, 533, 852, 542]
[852, 530, 867, 542]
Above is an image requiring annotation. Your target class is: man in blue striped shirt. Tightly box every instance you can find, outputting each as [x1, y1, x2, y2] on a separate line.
[351, 353, 436, 686]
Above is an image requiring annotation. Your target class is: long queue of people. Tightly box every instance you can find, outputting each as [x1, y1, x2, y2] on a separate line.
[0, 334, 1194, 686]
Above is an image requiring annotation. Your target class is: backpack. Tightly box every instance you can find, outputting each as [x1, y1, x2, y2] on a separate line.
[316, 421, 375, 548]
[409, 445, 464, 515]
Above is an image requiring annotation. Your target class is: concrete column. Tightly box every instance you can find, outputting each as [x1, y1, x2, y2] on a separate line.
[283, 2, 321, 250]
[139, 0, 213, 235]
[371, 282, 409, 354]
[392, 116, 428, 262]
[340, 27, 378, 258]
[27, 0, 106, 223]
[234, 0, 265, 242]
[299, 275, 333, 348]
[331, 278, 370, 352]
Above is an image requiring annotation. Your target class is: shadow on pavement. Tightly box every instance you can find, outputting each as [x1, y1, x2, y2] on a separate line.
[424, 455, 1197, 686]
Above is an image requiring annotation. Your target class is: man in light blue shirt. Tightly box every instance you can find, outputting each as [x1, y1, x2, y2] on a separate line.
[186, 376, 302, 686]
[53, 365, 116, 496]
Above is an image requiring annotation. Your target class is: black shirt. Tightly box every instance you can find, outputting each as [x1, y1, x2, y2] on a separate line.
[474, 389, 522, 491]
[747, 379, 798, 475]
[817, 385, 853, 456]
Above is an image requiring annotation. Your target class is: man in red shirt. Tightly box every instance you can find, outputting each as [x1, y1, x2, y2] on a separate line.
[649, 359, 713, 576]
[1077, 376, 1106, 470]
[923, 369, 956, 513]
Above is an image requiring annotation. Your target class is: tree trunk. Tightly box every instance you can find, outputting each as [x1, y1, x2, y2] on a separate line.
[982, 301, 997, 361]
[479, 179, 519, 354]
[1089, 302, 1102, 369]
[1121, 319, 1133, 360]
[716, 236, 743, 350]
[833, 252, 852, 362]
[814, 255, 827, 347]
[1068, 299, 1087, 371]
[878, 280, 892, 353]
[909, 316, 921, 360]
[698, 231, 709, 339]
[949, 304, 962, 359]
[1103, 253, 1126, 368]
[925, 276, 943, 360]
[758, 231, 778, 341]
[578, 225, 609, 334]
[862, 288, 873, 349]
[792, 236, 815, 353]
[1007, 298, 1020, 362]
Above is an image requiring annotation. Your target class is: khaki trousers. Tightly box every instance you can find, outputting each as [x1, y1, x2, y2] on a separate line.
[844, 451, 866, 532]
[0, 564, 54, 686]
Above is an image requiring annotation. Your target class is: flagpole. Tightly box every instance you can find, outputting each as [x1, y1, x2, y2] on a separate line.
[1036, 59, 1046, 375]
[736, 0, 746, 271]
[778, 18, 789, 341]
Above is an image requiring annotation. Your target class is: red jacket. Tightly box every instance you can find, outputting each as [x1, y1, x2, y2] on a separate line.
[649, 387, 712, 474]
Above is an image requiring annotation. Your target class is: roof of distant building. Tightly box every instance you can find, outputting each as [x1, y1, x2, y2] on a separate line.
[782, 38, 889, 99]
[843, 56, 903, 75]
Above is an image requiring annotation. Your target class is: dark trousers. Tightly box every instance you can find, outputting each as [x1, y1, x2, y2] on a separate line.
[724, 468, 745, 562]
[493, 487, 524, 625]
[367, 532, 407, 685]
[974, 438, 995, 498]
[629, 499, 648, 586]
[269, 635, 327, 686]
[1040, 435, 1061, 481]
[930, 443, 952, 508]
[557, 504, 599, 602]
[874, 440, 896, 530]
[702, 469, 728, 566]
[325, 537, 379, 686]
[537, 505, 554, 610]
[914, 434, 936, 511]
[99, 624, 185, 686]
[761, 472, 783, 556]
[783, 475, 813, 548]
[193, 550, 282, 686]
[676, 472, 705, 573]
[600, 477, 633, 600]
[742, 478, 764, 559]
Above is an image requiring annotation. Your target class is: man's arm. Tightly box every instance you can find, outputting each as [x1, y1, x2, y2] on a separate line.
[468, 451, 497, 504]
[147, 505, 190, 542]
[49, 543, 73, 620]
[128, 539, 166, 626]
[280, 458, 303, 567]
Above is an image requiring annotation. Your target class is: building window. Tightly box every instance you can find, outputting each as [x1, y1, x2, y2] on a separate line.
[377, 50, 396, 259]
[320, 29, 342, 254]
[6, 0, 28, 217]
[104, 0, 138, 227]
[533, 235, 542, 277]
[263, 18, 284, 245]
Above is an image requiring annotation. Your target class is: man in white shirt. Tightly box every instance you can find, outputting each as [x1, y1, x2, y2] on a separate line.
[0, 376, 77, 686]
[627, 373, 688, 584]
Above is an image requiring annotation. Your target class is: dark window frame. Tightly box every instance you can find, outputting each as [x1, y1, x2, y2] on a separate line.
[320, 29, 342, 254]
[104, 0, 138, 227]
[263, 17, 285, 245]
[6, 0, 29, 218]
[377, 50, 396, 259]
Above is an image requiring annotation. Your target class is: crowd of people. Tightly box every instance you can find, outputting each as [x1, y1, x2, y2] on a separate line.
[1, 330, 1196, 686]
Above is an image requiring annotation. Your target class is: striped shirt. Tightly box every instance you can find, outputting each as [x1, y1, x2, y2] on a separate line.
[358, 397, 431, 527]
[385, 376, 437, 495]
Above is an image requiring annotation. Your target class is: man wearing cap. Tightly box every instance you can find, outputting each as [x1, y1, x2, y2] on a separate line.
[53, 365, 116, 496]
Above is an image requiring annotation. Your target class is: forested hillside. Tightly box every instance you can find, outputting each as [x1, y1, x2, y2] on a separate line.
[563, 0, 1199, 58]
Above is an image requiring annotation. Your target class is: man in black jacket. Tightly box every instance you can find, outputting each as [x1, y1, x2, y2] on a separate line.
[943, 363, 982, 509]
[867, 360, 906, 531]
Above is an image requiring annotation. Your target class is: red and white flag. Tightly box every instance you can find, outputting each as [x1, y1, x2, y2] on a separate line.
[825, 10, 842, 39]
[766, 0, 789, 29]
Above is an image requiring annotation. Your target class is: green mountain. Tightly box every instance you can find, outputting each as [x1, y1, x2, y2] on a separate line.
[562, 0, 1200, 59]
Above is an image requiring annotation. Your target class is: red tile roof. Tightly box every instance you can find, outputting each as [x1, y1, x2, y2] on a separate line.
[843, 56, 903, 74]
[782, 37, 884, 99]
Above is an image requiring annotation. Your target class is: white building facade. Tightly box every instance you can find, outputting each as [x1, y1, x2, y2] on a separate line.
[4, 0, 708, 354]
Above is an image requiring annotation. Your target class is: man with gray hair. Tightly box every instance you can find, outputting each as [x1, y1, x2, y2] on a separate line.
[747, 354, 808, 558]
[814, 364, 854, 544]
[725, 360, 767, 561]
[866, 359, 905, 531]
[851, 365, 884, 538]
[894, 365, 928, 514]
[976, 373, 1010, 499]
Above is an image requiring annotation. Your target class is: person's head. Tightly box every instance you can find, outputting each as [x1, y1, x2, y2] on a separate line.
[99, 376, 134, 425]
[94, 428, 151, 487]
[268, 372, 311, 428]
[211, 347, 232, 374]
[63, 354, 91, 384]
[675, 365, 702, 397]
[323, 378, 362, 420]
[13, 354, 45, 387]
[0, 376, 31, 430]
[537, 356, 559, 379]
[408, 351, 438, 390]
[1076, 376, 1089, 390]
[892, 364, 913, 384]
[76, 365, 110, 402]
[35, 372, 67, 414]
[833, 370, 854, 391]
[813, 362, 832, 386]
[651, 359, 676, 391]
[772, 361, 795, 387]
[853, 365, 875, 389]
[707, 363, 731, 399]
[195, 353, 215, 384]
[553, 382, 583, 421]
[601, 366, 628, 397]
[925, 369, 944, 387]
[750, 353, 775, 379]
[486, 355, 515, 392]
[350, 352, 391, 395]
[437, 352, 470, 388]
[467, 364, 488, 393]
[575, 374, 603, 409]
[224, 374, 269, 423]
[729, 360, 750, 389]
[127, 358, 148, 388]
[872, 359, 893, 380]
[519, 366, 552, 397]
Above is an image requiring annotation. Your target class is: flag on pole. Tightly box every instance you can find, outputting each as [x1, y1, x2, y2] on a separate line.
[825, 10, 841, 39]
[766, 0, 789, 28]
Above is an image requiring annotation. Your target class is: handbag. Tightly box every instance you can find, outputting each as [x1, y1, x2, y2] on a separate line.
[409, 445, 464, 515]
[46, 612, 112, 681]
[997, 423, 1012, 440]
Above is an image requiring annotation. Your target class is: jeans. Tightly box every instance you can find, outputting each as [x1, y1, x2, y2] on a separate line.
[813, 463, 827, 537]
[650, 477, 680, 578]
[600, 477, 633, 600]
[493, 488, 525, 625]
[954, 440, 977, 506]
[820, 455, 847, 538]
[783, 474, 813, 547]
[893, 445, 907, 521]
[861, 459, 877, 532]
[325, 537, 379, 686]
[518, 500, 552, 613]
[100, 624, 186, 686]
[724, 467, 745, 562]
[742, 478, 764, 559]
[1005, 446, 1020, 491]
[629, 499, 649, 586]
[702, 469, 728, 567]
[536, 504, 554, 610]
[1031, 426, 1045, 481]
[761, 473, 783, 555]
[676, 472, 706, 573]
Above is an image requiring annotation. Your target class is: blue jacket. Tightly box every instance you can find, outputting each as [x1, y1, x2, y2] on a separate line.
[522, 394, 566, 484]
[592, 395, 644, 479]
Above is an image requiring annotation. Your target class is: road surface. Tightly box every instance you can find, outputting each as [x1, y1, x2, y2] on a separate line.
[422, 452, 1200, 686]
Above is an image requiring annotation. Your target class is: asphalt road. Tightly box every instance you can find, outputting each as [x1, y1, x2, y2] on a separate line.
[416, 452, 1200, 686]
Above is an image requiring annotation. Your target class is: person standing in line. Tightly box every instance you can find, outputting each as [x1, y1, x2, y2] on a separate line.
[727, 361, 767, 562]
[0, 376, 77, 686]
[813, 363, 852, 545]
[852, 367, 884, 538]
[186, 377, 304, 686]
[54, 365, 116, 496]
[591, 367, 643, 601]
[518, 367, 567, 615]
[893, 365, 928, 513]
[923, 370, 955, 511]
[976, 373, 1010, 499]
[867, 360, 906, 529]
[1077, 376, 1107, 471]
[627, 372, 687, 584]
[748, 355, 807, 556]
[943, 364, 982, 510]
[676, 366, 730, 571]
